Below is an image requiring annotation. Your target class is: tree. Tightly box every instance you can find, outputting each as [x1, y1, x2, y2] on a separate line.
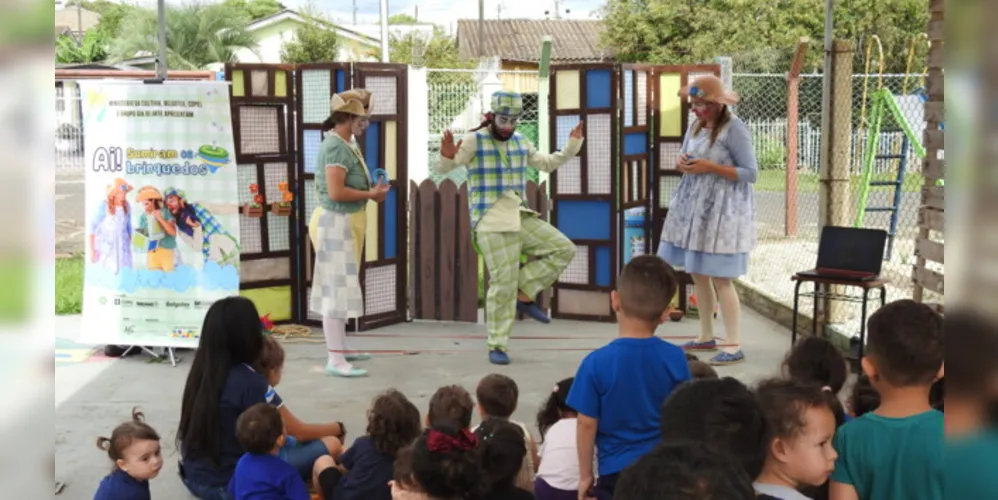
[389, 28, 471, 69]
[109, 2, 258, 70]
[64, 0, 138, 39]
[600, 0, 927, 74]
[56, 30, 109, 64]
[387, 13, 419, 25]
[279, 9, 340, 63]
[222, 0, 286, 21]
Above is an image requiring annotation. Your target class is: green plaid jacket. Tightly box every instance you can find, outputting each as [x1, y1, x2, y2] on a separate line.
[468, 129, 530, 227]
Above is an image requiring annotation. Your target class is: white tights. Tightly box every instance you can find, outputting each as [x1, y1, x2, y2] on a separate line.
[322, 316, 352, 370]
[691, 274, 742, 353]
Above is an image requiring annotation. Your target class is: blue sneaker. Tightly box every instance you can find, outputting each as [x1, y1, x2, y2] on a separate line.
[489, 349, 511, 365]
[325, 364, 369, 378]
[708, 350, 745, 366]
[517, 300, 551, 323]
[682, 339, 717, 351]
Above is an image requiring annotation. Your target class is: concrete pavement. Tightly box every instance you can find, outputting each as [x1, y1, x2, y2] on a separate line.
[55, 309, 793, 499]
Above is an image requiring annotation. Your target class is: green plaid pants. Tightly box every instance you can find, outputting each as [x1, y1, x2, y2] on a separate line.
[476, 214, 575, 350]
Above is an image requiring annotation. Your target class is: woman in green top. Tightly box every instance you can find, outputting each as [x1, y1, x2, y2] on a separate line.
[308, 89, 390, 378]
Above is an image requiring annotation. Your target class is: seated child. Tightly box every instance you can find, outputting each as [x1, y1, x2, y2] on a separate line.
[783, 337, 847, 426]
[475, 419, 534, 500]
[659, 377, 770, 480]
[755, 379, 839, 500]
[94, 408, 163, 500]
[389, 424, 481, 500]
[228, 403, 310, 500]
[312, 389, 422, 500]
[942, 310, 998, 499]
[475, 374, 538, 491]
[614, 441, 756, 500]
[847, 375, 879, 419]
[567, 256, 692, 500]
[533, 378, 579, 500]
[427, 385, 475, 430]
[256, 335, 346, 481]
[829, 300, 944, 500]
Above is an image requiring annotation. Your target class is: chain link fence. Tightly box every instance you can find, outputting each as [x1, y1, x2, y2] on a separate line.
[425, 68, 541, 186]
[732, 72, 929, 335]
[55, 81, 86, 255]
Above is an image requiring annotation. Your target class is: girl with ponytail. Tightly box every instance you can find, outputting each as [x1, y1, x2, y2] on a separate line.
[533, 378, 579, 500]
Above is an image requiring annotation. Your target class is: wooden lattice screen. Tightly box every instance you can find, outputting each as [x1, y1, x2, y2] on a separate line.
[912, 0, 944, 311]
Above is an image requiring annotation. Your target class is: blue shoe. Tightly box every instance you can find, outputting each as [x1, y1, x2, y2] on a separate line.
[682, 339, 717, 351]
[708, 350, 745, 366]
[325, 364, 368, 378]
[517, 300, 551, 323]
[489, 349, 511, 365]
[345, 353, 372, 362]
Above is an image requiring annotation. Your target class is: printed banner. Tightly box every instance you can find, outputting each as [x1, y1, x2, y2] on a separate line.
[79, 81, 240, 348]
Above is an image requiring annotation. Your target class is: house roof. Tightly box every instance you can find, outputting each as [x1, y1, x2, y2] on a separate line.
[54, 7, 101, 32]
[245, 9, 380, 47]
[456, 19, 611, 63]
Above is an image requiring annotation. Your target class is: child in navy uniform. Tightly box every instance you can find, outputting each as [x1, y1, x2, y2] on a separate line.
[476, 419, 535, 500]
[829, 300, 944, 500]
[567, 256, 691, 500]
[228, 403, 310, 500]
[614, 442, 756, 500]
[93, 408, 163, 500]
[312, 389, 422, 500]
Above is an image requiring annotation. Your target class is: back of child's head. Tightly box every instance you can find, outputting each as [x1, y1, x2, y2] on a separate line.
[946, 309, 998, 403]
[96, 408, 162, 474]
[537, 377, 575, 440]
[689, 359, 719, 380]
[783, 336, 847, 394]
[659, 377, 769, 479]
[476, 374, 519, 419]
[255, 335, 285, 383]
[428, 385, 475, 429]
[865, 299, 943, 388]
[367, 389, 422, 457]
[409, 423, 481, 499]
[474, 418, 527, 491]
[848, 374, 880, 417]
[614, 441, 756, 500]
[236, 402, 284, 455]
[614, 255, 678, 324]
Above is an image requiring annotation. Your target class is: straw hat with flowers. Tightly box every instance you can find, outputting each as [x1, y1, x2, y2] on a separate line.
[680, 74, 739, 105]
[106, 178, 133, 197]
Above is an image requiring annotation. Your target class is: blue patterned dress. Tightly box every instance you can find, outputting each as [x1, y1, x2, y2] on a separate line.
[657, 116, 758, 278]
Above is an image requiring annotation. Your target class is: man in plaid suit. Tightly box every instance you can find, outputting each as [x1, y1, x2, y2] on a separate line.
[437, 90, 584, 365]
[165, 187, 240, 268]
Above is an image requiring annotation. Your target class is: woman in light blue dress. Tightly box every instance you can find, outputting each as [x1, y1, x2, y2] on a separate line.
[658, 75, 758, 366]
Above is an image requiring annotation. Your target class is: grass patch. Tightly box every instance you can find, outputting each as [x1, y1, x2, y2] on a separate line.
[756, 169, 925, 194]
[0, 257, 31, 321]
[56, 255, 84, 315]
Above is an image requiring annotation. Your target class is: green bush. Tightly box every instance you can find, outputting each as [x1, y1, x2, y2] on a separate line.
[756, 138, 787, 170]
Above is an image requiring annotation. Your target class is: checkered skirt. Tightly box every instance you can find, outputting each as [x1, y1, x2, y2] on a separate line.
[308, 209, 363, 319]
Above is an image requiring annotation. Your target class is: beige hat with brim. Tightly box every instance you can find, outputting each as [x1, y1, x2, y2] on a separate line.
[106, 178, 133, 197]
[679, 75, 739, 105]
[136, 186, 163, 202]
[331, 89, 374, 117]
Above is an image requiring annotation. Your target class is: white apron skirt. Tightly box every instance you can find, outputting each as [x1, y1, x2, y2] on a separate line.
[308, 209, 364, 319]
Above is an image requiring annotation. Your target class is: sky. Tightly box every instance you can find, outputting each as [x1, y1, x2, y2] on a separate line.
[280, 0, 606, 28]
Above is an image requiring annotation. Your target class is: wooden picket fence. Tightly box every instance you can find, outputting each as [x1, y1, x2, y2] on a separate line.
[409, 180, 551, 322]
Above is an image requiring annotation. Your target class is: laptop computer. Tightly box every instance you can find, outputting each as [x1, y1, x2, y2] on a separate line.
[796, 226, 887, 282]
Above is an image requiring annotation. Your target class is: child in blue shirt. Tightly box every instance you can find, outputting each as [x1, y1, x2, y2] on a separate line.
[567, 255, 691, 500]
[829, 300, 944, 500]
[941, 310, 998, 500]
[93, 408, 163, 500]
[228, 403, 310, 500]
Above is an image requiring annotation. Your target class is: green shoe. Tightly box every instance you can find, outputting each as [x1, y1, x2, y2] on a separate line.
[345, 353, 372, 362]
[325, 364, 368, 378]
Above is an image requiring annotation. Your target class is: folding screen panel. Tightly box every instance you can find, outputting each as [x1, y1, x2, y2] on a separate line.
[549, 64, 618, 322]
[352, 63, 409, 330]
[226, 63, 299, 323]
[618, 65, 654, 267]
[295, 63, 351, 326]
